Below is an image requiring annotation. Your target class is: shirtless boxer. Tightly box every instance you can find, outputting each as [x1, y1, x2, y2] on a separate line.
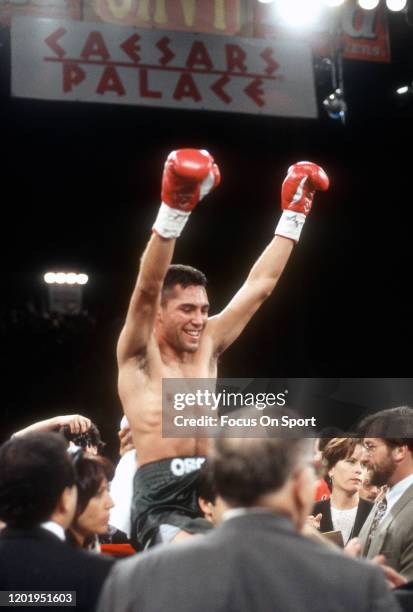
[117, 149, 329, 548]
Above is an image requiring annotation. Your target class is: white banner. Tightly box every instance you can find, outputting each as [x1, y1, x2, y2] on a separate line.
[11, 16, 317, 118]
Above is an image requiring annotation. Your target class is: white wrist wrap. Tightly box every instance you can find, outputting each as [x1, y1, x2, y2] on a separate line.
[275, 210, 306, 243]
[152, 203, 191, 239]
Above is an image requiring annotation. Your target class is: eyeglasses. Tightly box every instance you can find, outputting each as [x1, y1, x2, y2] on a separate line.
[364, 443, 380, 454]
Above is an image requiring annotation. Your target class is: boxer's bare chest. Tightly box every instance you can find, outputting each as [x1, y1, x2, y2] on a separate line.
[119, 339, 218, 417]
[119, 345, 216, 463]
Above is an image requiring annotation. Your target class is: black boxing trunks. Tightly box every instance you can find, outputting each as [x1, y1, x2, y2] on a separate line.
[131, 456, 213, 549]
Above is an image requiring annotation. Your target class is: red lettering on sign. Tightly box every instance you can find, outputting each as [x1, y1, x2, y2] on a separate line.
[260, 48, 279, 76]
[186, 41, 213, 71]
[81, 32, 110, 62]
[244, 78, 265, 107]
[157, 36, 175, 66]
[173, 73, 201, 102]
[139, 69, 162, 98]
[45, 28, 66, 58]
[96, 66, 125, 96]
[63, 63, 85, 92]
[121, 33, 141, 64]
[210, 75, 232, 104]
[225, 44, 247, 73]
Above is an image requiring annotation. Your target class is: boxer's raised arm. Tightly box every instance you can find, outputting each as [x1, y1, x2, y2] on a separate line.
[209, 162, 329, 355]
[117, 234, 175, 365]
[117, 149, 220, 364]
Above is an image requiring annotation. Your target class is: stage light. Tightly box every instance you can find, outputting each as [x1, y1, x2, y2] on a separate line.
[386, 0, 407, 10]
[396, 85, 410, 94]
[44, 272, 56, 284]
[77, 274, 89, 285]
[323, 88, 347, 120]
[276, 0, 324, 28]
[358, 0, 380, 9]
[66, 272, 77, 285]
[43, 271, 89, 285]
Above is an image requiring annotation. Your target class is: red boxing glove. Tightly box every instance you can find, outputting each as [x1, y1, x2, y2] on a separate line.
[276, 161, 329, 242]
[162, 149, 220, 212]
[153, 149, 220, 239]
[282, 162, 329, 215]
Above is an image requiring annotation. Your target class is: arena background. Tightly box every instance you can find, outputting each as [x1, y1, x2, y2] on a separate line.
[1, 8, 413, 455]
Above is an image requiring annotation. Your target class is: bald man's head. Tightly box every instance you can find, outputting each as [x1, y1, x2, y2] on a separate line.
[209, 436, 314, 508]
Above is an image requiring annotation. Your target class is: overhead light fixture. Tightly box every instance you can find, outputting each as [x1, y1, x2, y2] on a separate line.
[386, 0, 407, 10]
[66, 273, 78, 285]
[323, 88, 347, 121]
[43, 272, 89, 285]
[77, 274, 89, 285]
[276, 0, 324, 28]
[358, 0, 380, 9]
[44, 272, 56, 284]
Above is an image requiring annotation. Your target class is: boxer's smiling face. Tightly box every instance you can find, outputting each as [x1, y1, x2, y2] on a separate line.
[159, 284, 209, 353]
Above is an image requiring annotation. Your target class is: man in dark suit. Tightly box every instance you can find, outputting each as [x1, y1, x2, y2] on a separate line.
[98, 427, 400, 612]
[0, 432, 114, 611]
[356, 406, 413, 580]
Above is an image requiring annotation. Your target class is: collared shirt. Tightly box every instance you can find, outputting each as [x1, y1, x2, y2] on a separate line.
[41, 521, 66, 542]
[382, 473, 413, 521]
[222, 507, 275, 522]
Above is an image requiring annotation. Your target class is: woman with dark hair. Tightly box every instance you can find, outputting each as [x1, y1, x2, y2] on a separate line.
[313, 438, 373, 545]
[67, 453, 115, 551]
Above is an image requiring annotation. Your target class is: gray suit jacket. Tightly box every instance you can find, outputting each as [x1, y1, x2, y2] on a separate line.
[358, 482, 413, 580]
[98, 511, 400, 612]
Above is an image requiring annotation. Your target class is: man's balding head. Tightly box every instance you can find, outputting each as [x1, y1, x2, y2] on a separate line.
[207, 425, 316, 529]
[209, 436, 314, 506]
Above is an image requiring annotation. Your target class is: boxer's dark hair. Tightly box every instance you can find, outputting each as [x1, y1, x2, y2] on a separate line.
[0, 433, 75, 528]
[357, 406, 413, 452]
[161, 264, 207, 305]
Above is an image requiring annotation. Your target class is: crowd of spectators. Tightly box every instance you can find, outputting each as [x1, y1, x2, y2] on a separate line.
[1, 407, 413, 611]
[0, 301, 122, 450]
[0, 302, 96, 340]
